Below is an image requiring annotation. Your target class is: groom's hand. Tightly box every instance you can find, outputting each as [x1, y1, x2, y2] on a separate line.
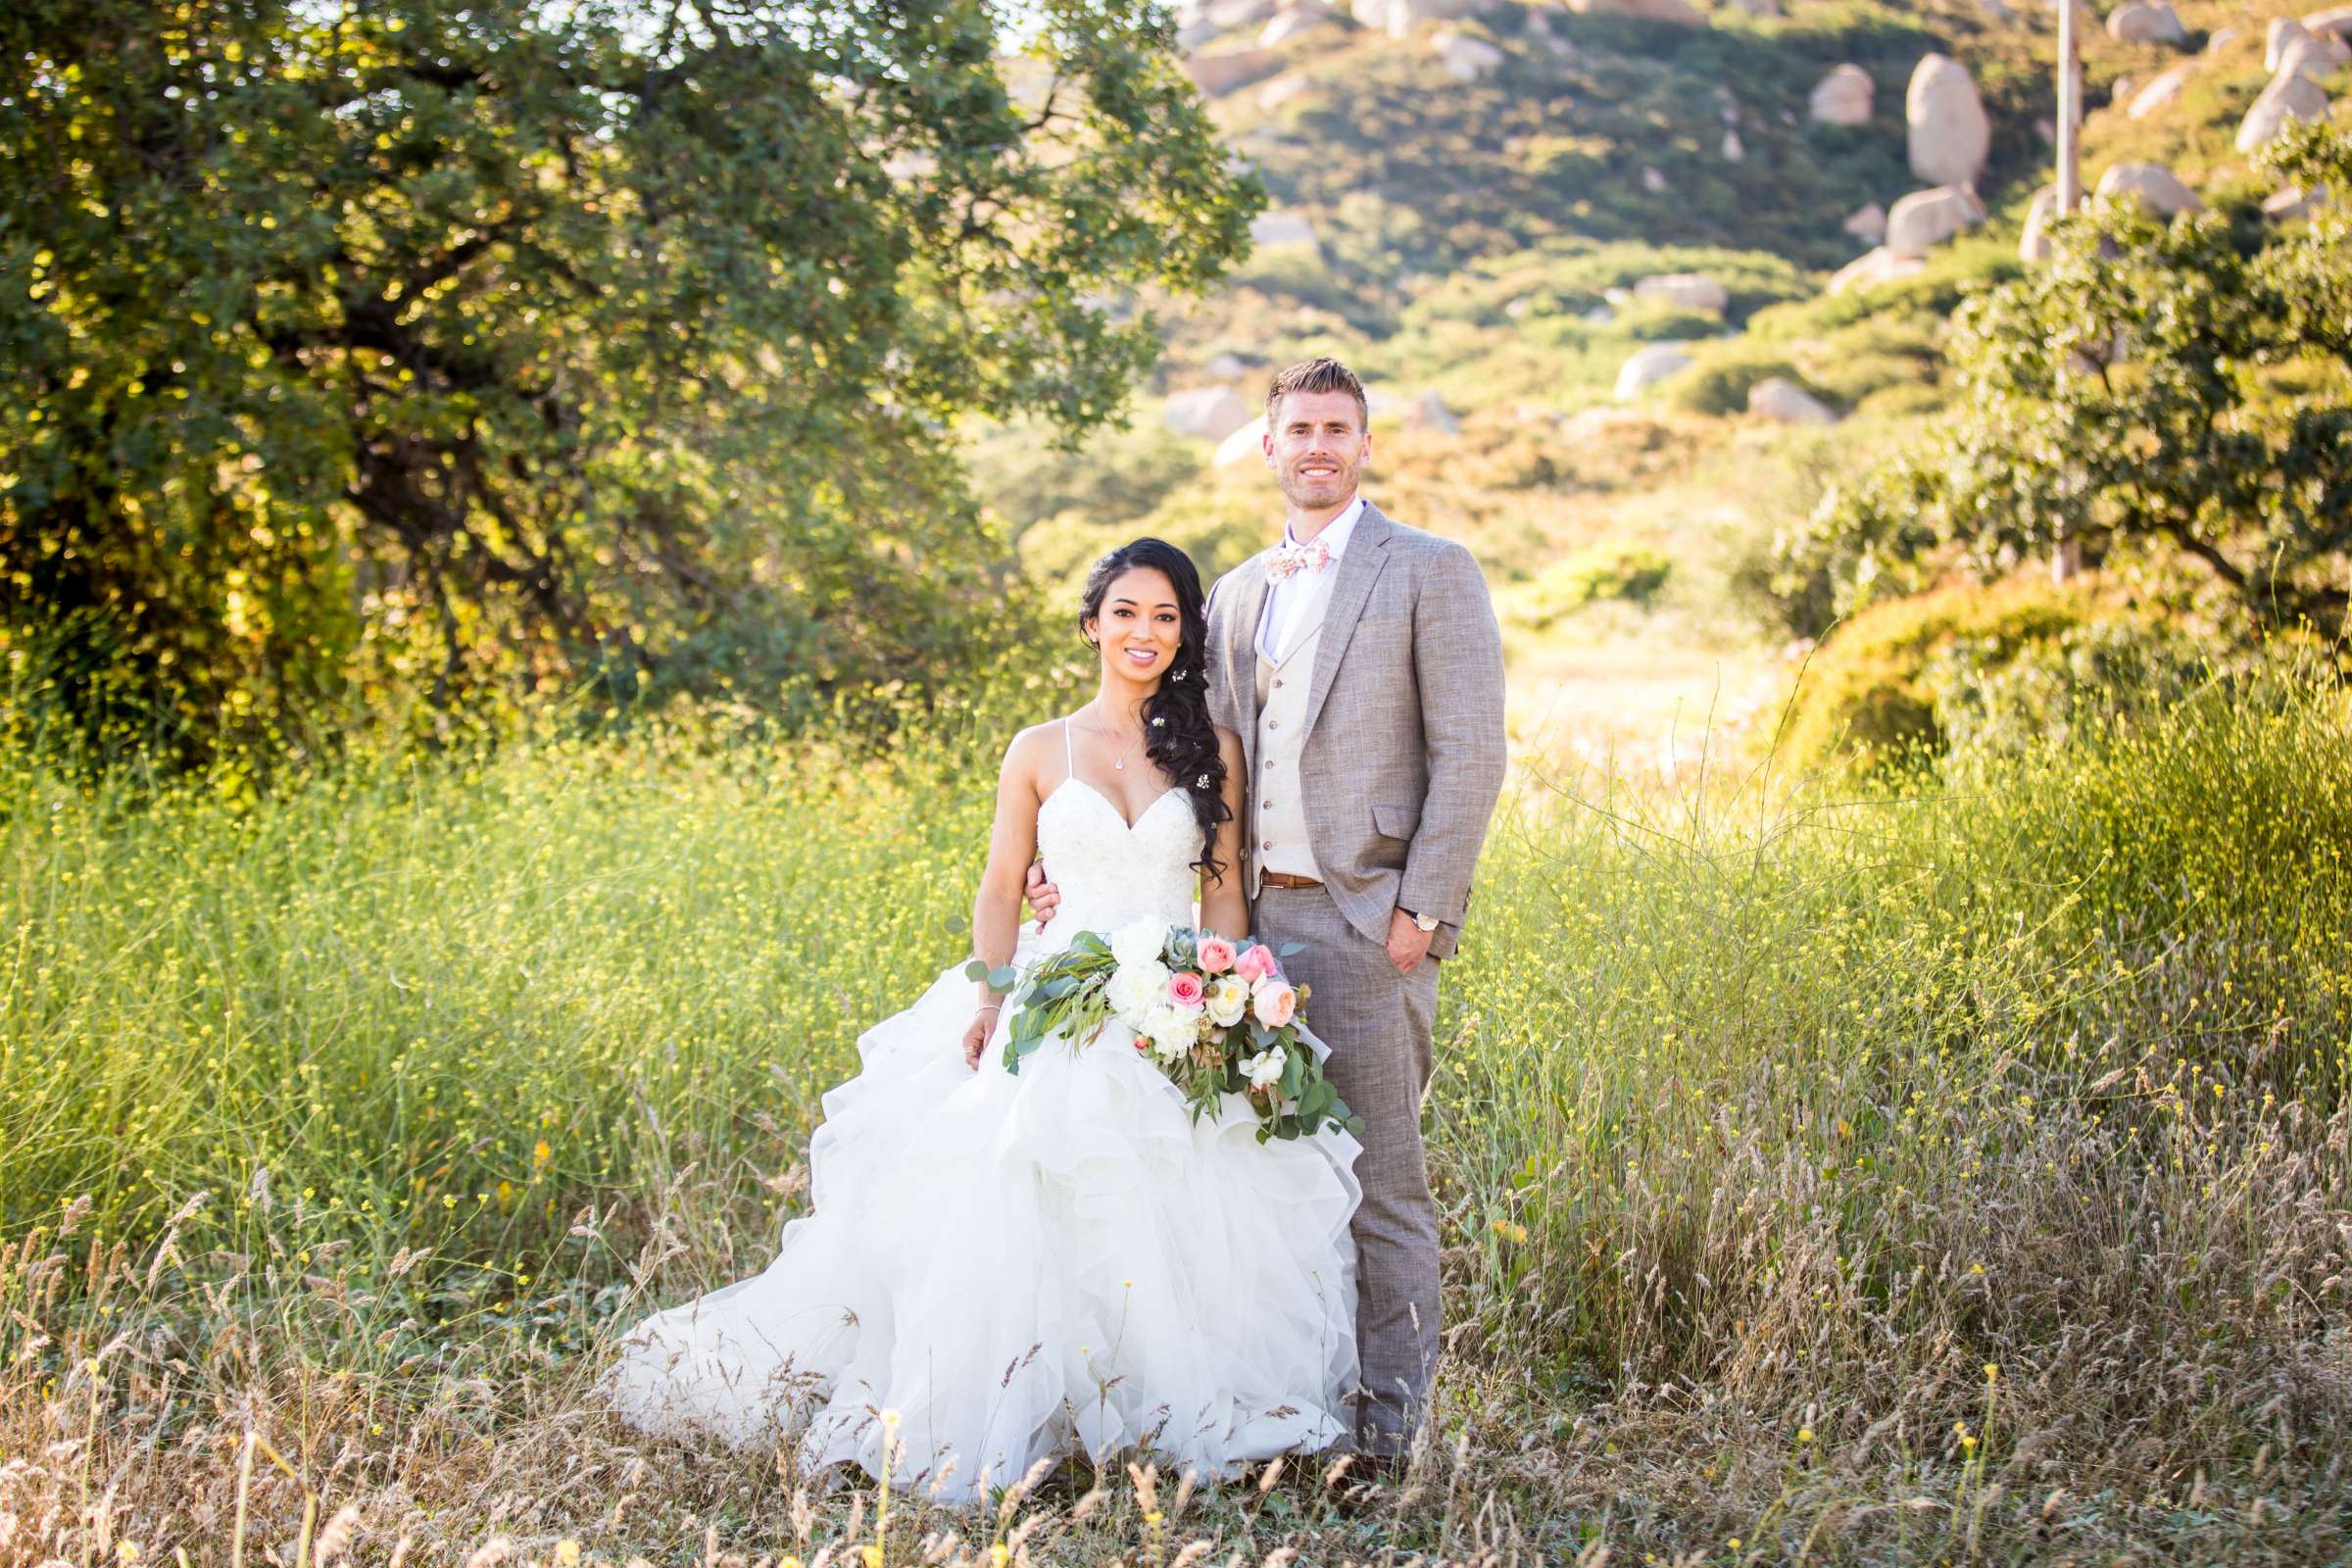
[1386, 907, 1434, 974]
[1024, 860, 1061, 932]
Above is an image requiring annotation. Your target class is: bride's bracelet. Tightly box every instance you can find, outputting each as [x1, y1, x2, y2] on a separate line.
[976, 1002, 1003, 1015]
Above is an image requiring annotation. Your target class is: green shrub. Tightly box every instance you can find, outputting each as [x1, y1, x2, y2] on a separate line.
[1666, 351, 1820, 417]
[1512, 544, 1675, 628]
[1777, 575, 2167, 769]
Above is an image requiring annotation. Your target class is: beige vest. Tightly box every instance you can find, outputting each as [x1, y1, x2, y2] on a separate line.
[1250, 565, 1339, 897]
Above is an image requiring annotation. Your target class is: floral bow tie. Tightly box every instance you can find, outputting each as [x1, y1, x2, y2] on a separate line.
[1263, 537, 1332, 584]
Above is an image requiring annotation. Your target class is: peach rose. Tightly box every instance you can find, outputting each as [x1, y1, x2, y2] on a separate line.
[1251, 976, 1298, 1028]
[1235, 943, 1278, 982]
[1196, 936, 1237, 975]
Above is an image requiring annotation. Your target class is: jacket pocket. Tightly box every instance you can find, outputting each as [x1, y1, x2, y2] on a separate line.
[1371, 801, 1420, 840]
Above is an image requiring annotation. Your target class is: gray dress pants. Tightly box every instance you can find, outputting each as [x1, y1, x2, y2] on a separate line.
[1254, 883, 1442, 1456]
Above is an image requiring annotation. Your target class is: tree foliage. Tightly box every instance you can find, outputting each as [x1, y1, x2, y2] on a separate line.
[1778, 121, 2352, 637]
[0, 0, 1258, 760]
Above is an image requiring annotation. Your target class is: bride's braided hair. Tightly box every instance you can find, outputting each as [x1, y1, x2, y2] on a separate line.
[1078, 539, 1232, 884]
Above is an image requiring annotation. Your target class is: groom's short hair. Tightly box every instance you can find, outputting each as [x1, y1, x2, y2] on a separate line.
[1266, 357, 1368, 431]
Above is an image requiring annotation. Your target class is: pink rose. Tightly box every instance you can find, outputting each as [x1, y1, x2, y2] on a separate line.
[1235, 943, 1278, 983]
[1167, 970, 1206, 1009]
[1251, 977, 1298, 1028]
[1196, 936, 1237, 975]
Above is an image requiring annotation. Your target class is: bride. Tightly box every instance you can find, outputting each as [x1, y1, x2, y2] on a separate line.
[597, 538, 1365, 1503]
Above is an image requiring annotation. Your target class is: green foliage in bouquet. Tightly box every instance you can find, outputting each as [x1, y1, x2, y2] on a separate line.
[965, 933, 1118, 1073]
[968, 925, 1362, 1144]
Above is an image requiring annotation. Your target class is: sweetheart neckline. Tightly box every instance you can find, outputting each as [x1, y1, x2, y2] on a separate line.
[1048, 775, 1187, 834]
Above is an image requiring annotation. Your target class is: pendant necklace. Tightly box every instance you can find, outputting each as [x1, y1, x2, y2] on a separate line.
[1087, 703, 1146, 770]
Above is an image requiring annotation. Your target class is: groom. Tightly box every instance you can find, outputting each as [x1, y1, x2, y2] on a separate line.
[1207, 357, 1505, 1460]
[1033, 356, 1507, 1460]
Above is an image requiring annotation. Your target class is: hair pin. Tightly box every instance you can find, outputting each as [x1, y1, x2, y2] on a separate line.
[1151, 715, 1165, 727]
[1196, 773, 1211, 788]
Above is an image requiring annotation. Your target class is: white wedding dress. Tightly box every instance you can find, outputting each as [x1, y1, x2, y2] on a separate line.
[597, 732, 1364, 1504]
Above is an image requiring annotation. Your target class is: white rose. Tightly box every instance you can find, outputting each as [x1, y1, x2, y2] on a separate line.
[1243, 1049, 1287, 1090]
[1109, 919, 1170, 972]
[1105, 959, 1171, 1024]
[1204, 974, 1250, 1028]
[1143, 1004, 1198, 1061]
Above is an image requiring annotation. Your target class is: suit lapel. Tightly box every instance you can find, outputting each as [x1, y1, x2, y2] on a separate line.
[1301, 502, 1393, 740]
[1223, 553, 1275, 737]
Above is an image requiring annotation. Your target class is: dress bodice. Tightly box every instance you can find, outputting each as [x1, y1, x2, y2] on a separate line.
[1031, 777, 1201, 949]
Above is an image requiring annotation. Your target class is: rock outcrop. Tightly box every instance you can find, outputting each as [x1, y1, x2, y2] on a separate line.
[1886, 184, 1987, 257]
[1213, 416, 1269, 466]
[2019, 185, 2060, 263]
[1828, 246, 1928, 293]
[1615, 344, 1693, 399]
[1249, 210, 1322, 252]
[1843, 202, 1889, 242]
[1632, 272, 1731, 313]
[1809, 64, 1875, 125]
[1431, 29, 1505, 79]
[1748, 378, 1838, 424]
[2095, 160, 2202, 216]
[2128, 64, 2193, 118]
[1906, 55, 1991, 190]
[1185, 47, 1283, 95]
[1165, 387, 1256, 441]
[1260, 5, 1343, 45]
[1563, 0, 1706, 23]
[1403, 390, 1462, 433]
[2106, 1, 2187, 44]
[1352, 0, 1480, 33]
[2238, 69, 2329, 151]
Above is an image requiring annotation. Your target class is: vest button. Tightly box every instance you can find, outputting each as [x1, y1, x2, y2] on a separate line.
[1262, 841, 1273, 851]
[1267, 719, 1279, 730]
[1274, 678, 1284, 689]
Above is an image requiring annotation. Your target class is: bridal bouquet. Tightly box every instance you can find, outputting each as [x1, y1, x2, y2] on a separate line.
[966, 921, 1362, 1143]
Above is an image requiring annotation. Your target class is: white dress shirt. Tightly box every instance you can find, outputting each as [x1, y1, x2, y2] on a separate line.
[1257, 495, 1364, 662]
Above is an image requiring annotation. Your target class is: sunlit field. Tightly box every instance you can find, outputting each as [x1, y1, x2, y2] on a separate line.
[5, 664, 2349, 1566]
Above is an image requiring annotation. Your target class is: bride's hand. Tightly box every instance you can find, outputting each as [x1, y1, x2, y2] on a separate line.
[961, 1009, 998, 1071]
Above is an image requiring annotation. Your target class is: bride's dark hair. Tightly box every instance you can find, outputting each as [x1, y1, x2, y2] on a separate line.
[1078, 538, 1232, 883]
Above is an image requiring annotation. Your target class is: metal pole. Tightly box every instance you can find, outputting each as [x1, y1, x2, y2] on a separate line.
[2056, 0, 2082, 214]
[2052, 0, 2084, 581]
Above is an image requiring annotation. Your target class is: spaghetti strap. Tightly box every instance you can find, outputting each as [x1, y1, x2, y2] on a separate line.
[1063, 715, 1075, 780]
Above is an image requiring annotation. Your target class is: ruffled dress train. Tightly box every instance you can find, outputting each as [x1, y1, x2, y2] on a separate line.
[596, 775, 1363, 1504]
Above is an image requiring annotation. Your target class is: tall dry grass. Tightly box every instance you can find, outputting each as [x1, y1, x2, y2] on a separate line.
[4, 664, 2348, 1564]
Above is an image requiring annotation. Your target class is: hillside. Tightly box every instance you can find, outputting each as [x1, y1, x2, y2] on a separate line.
[967, 0, 2340, 756]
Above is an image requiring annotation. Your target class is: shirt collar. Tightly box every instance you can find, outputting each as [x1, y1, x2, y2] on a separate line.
[1282, 494, 1365, 561]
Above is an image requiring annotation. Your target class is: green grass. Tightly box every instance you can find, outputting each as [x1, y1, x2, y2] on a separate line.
[4, 659, 2348, 1563]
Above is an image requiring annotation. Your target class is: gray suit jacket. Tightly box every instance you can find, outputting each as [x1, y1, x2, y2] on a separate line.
[1204, 501, 1507, 961]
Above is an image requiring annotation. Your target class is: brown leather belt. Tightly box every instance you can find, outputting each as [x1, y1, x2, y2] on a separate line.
[1259, 871, 1322, 890]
